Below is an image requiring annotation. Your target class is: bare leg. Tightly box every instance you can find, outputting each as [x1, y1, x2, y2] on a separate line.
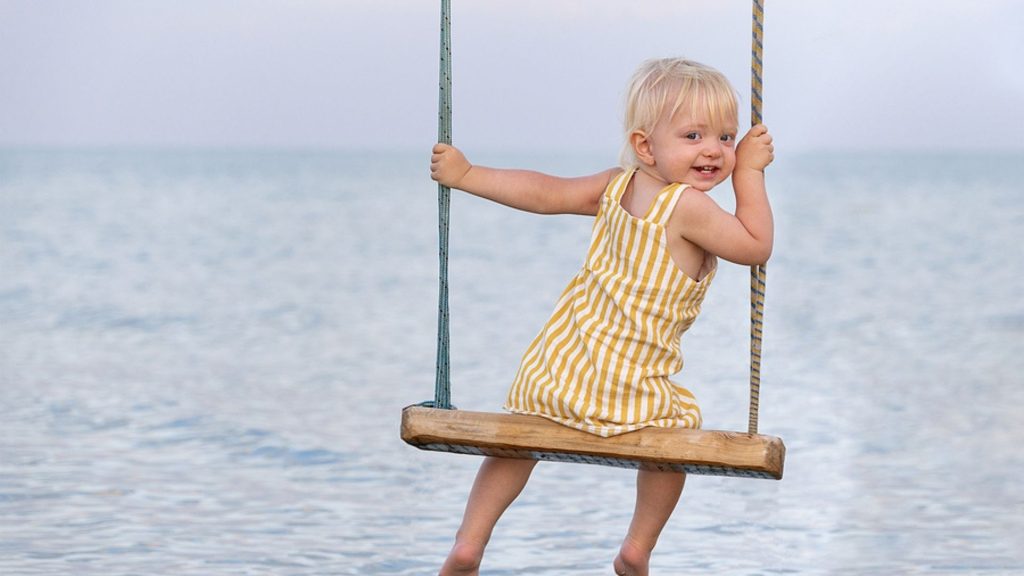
[439, 456, 538, 576]
[612, 469, 686, 576]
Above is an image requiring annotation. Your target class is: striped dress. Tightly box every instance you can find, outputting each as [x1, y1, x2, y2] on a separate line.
[504, 168, 716, 437]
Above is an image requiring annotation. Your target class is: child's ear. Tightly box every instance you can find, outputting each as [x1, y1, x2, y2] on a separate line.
[631, 131, 655, 166]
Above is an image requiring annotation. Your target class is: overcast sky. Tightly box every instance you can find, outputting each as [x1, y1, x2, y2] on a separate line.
[1, 0, 1022, 154]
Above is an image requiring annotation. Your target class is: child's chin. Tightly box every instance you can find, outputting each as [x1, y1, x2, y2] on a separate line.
[685, 181, 716, 192]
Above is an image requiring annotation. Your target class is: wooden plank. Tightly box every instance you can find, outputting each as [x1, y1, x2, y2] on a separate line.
[401, 406, 784, 480]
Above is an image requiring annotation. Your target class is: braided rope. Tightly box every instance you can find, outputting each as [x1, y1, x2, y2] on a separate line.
[748, 0, 766, 435]
[432, 0, 453, 409]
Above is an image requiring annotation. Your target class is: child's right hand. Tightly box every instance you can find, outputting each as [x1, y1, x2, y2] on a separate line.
[430, 143, 472, 189]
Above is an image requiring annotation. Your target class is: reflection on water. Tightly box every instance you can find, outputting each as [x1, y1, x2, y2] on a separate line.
[1, 149, 1022, 574]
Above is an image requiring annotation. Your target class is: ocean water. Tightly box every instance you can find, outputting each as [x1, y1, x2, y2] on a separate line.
[1, 148, 1022, 575]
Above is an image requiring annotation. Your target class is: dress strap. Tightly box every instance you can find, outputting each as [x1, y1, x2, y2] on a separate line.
[649, 183, 689, 226]
[606, 168, 636, 203]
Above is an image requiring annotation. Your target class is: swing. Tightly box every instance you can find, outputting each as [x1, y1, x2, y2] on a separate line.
[402, 0, 785, 480]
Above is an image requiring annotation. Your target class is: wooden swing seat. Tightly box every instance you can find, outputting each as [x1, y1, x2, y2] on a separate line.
[402, 406, 785, 480]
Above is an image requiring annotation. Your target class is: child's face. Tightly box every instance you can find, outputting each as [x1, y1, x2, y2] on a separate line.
[646, 105, 738, 192]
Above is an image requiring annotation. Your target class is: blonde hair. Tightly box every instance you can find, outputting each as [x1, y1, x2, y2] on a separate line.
[620, 58, 739, 168]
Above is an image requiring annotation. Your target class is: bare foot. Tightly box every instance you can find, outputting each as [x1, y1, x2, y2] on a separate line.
[439, 541, 484, 576]
[612, 537, 651, 576]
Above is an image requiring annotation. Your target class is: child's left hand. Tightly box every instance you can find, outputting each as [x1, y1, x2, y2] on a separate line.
[736, 124, 775, 173]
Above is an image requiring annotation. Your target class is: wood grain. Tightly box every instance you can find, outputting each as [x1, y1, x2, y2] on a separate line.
[402, 406, 784, 480]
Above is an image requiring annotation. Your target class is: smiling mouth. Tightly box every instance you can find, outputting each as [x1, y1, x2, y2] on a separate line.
[695, 166, 718, 175]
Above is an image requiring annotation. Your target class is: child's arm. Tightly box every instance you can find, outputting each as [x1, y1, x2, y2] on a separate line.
[431, 143, 617, 216]
[675, 125, 775, 265]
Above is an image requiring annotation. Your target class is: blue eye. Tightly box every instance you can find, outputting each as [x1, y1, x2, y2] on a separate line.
[685, 132, 700, 140]
[720, 134, 736, 143]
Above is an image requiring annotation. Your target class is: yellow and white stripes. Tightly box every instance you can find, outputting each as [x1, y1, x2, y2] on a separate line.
[505, 169, 715, 437]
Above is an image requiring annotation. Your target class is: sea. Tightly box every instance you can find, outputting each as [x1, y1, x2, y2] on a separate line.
[1, 148, 1022, 575]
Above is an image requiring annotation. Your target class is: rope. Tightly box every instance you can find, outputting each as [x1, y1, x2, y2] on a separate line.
[431, 0, 453, 409]
[748, 0, 766, 435]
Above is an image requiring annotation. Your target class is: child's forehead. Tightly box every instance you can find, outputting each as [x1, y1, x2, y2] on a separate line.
[659, 82, 736, 121]
[665, 104, 738, 131]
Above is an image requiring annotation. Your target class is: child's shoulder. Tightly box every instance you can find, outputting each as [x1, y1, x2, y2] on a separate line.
[588, 167, 626, 196]
[667, 185, 725, 232]
[677, 185, 721, 212]
[602, 167, 626, 185]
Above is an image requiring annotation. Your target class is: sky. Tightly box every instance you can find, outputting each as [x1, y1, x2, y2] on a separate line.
[1, 0, 1022, 154]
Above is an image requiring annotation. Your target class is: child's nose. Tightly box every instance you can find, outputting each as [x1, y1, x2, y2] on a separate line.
[702, 142, 722, 157]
